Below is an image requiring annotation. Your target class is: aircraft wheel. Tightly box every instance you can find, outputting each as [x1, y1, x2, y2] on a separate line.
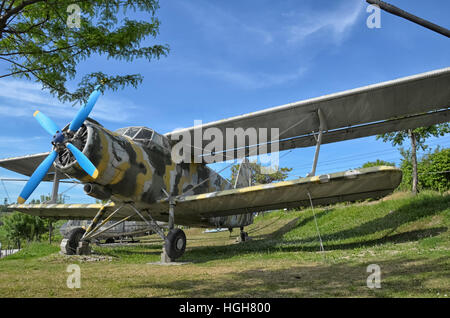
[165, 228, 186, 260]
[105, 238, 115, 244]
[67, 227, 86, 255]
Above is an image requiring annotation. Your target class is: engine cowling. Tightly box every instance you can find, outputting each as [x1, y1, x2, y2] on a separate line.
[54, 120, 167, 203]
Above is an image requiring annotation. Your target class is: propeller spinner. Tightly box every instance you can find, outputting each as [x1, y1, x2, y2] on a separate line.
[17, 86, 102, 204]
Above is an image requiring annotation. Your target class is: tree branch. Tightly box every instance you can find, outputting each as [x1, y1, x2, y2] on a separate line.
[3, 13, 49, 34]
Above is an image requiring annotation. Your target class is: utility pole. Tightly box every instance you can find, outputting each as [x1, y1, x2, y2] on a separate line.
[366, 0, 450, 38]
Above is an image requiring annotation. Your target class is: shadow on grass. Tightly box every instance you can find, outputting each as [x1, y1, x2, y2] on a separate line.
[178, 194, 448, 263]
[130, 256, 449, 297]
[299, 193, 449, 244]
[94, 194, 449, 264]
[181, 226, 447, 263]
[94, 244, 164, 258]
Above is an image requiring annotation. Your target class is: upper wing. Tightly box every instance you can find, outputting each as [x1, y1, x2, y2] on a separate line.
[166, 67, 450, 162]
[0, 152, 56, 181]
[9, 166, 402, 227]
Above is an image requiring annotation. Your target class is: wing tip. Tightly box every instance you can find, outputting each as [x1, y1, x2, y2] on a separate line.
[33, 110, 40, 117]
[17, 196, 26, 204]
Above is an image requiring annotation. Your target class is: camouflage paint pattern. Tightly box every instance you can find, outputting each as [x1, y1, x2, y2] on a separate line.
[54, 121, 254, 228]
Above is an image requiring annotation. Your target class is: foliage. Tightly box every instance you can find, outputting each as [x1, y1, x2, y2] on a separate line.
[2, 211, 47, 248]
[377, 124, 449, 193]
[0, 0, 169, 103]
[377, 124, 450, 151]
[0, 194, 66, 247]
[420, 147, 450, 192]
[361, 159, 396, 168]
[399, 147, 450, 192]
[230, 161, 292, 186]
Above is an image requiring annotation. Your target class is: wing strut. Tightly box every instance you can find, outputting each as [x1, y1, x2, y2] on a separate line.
[307, 109, 328, 177]
[50, 170, 61, 203]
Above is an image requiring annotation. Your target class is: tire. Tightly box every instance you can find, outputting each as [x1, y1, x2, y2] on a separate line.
[67, 227, 86, 255]
[164, 228, 186, 260]
[105, 238, 115, 244]
[240, 231, 248, 242]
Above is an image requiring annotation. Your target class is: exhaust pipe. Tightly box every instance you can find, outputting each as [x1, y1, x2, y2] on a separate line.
[84, 183, 112, 200]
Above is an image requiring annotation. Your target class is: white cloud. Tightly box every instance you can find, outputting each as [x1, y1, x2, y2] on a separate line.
[179, 0, 274, 47]
[0, 79, 140, 124]
[286, 1, 364, 44]
[200, 66, 308, 89]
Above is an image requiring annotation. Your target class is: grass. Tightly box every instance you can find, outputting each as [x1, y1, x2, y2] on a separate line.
[0, 191, 448, 297]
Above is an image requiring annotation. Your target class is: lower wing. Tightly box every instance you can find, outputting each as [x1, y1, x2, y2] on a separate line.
[8, 166, 401, 227]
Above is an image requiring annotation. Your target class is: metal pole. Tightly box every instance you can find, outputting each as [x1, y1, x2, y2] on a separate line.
[366, 0, 450, 38]
[168, 200, 175, 230]
[50, 171, 61, 203]
[308, 109, 327, 177]
[309, 131, 323, 177]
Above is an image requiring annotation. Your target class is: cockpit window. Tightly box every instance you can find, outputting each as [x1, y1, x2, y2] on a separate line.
[116, 127, 154, 140]
[133, 128, 154, 140]
[116, 126, 170, 150]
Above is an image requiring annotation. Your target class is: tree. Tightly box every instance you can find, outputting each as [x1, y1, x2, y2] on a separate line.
[0, 197, 8, 213]
[34, 194, 65, 243]
[377, 124, 450, 195]
[420, 147, 450, 192]
[361, 159, 395, 168]
[230, 161, 292, 186]
[400, 147, 450, 193]
[0, 0, 169, 103]
[2, 211, 47, 248]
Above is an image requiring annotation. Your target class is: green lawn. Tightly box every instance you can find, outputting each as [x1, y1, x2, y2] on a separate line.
[0, 191, 448, 297]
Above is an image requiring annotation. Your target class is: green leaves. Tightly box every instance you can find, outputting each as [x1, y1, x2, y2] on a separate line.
[0, 0, 169, 104]
[361, 159, 396, 168]
[399, 147, 450, 192]
[2, 211, 47, 246]
[377, 123, 450, 152]
[230, 162, 293, 186]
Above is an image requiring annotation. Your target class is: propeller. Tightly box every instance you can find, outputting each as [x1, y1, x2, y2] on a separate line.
[17, 86, 102, 204]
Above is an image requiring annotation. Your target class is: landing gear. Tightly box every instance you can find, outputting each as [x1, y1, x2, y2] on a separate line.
[164, 228, 186, 260]
[130, 201, 186, 262]
[161, 200, 187, 262]
[65, 227, 86, 255]
[238, 226, 250, 242]
[105, 237, 115, 244]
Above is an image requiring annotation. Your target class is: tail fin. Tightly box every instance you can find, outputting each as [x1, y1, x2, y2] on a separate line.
[234, 158, 252, 188]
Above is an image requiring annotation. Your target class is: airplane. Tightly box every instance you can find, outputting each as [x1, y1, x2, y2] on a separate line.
[0, 67, 449, 261]
[59, 219, 159, 251]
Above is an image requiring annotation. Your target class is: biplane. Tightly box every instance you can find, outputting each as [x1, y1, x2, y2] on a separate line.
[1, 67, 449, 261]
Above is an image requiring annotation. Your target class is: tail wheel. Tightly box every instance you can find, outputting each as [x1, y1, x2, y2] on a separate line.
[164, 228, 186, 260]
[67, 227, 86, 255]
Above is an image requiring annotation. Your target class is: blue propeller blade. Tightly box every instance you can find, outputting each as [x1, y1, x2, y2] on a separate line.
[66, 143, 98, 179]
[17, 151, 57, 204]
[68, 85, 101, 132]
[33, 111, 60, 136]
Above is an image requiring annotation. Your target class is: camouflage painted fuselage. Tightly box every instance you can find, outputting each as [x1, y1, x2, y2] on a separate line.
[54, 121, 253, 228]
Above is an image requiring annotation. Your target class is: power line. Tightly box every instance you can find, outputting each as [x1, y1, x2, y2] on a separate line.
[1, 179, 11, 203]
[285, 141, 450, 173]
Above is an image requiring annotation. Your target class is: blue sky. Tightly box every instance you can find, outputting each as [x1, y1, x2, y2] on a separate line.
[0, 0, 449, 204]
